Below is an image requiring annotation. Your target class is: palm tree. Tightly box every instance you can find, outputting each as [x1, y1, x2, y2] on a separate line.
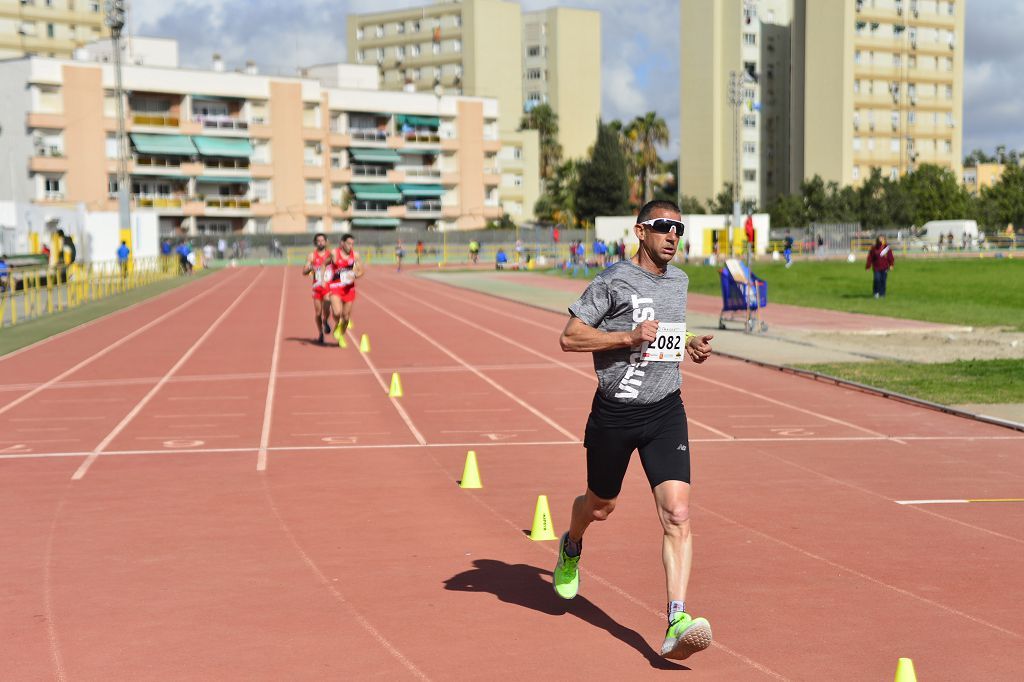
[520, 104, 563, 181]
[625, 112, 670, 204]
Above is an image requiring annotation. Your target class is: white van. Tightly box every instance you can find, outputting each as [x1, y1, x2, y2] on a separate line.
[922, 219, 979, 243]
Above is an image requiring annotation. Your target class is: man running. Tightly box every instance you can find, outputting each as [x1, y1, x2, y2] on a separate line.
[302, 232, 332, 344]
[554, 199, 716, 661]
[326, 233, 364, 347]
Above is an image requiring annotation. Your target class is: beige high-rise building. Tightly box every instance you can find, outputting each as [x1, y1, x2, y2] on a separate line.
[680, 0, 965, 206]
[0, 0, 109, 60]
[521, 7, 601, 161]
[679, 0, 792, 209]
[348, 0, 601, 222]
[801, 0, 965, 187]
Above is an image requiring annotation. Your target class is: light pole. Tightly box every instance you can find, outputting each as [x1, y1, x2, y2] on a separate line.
[727, 70, 744, 257]
[106, 1, 131, 235]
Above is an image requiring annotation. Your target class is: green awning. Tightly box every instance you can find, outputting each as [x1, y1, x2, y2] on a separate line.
[352, 218, 401, 227]
[349, 148, 401, 163]
[350, 183, 401, 201]
[399, 149, 440, 156]
[399, 184, 444, 198]
[396, 114, 440, 128]
[192, 136, 254, 158]
[197, 176, 251, 184]
[130, 133, 196, 156]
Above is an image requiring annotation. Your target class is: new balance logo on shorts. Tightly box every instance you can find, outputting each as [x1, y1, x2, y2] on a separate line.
[677, 444, 687, 451]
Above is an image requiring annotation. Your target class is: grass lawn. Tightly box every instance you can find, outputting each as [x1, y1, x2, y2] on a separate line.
[0, 270, 212, 356]
[551, 257, 1024, 330]
[795, 359, 1024, 404]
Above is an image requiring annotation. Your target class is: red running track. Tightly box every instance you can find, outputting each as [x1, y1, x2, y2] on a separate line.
[1, 266, 1022, 680]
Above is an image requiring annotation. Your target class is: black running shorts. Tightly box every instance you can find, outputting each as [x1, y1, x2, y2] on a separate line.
[583, 389, 691, 500]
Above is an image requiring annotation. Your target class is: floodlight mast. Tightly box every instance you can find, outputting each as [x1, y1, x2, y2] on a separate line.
[106, 1, 131, 234]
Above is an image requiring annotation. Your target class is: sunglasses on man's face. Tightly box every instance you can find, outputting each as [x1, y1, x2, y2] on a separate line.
[638, 218, 684, 234]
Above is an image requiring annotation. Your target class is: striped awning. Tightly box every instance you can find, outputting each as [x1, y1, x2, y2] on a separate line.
[352, 218, 401, 227]
[399, 184, 444, 198]
[192, 136, 254, 158]
[349, 148, 401, 163]
[350, 183, 401, 201]
[130, 133, 196, 156]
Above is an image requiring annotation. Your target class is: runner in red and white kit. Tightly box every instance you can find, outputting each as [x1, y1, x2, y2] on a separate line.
[301, 232, 333, 344]
[325, 233, 364, 348]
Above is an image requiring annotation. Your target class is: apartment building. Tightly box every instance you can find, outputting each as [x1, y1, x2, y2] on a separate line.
[679, 0, 792, 209]
[0, 0, 108, 59]
[347, 0, 601, 218]
[802, 0, 964, 187]
[962, 162, 1004, 196]
[0, 38, 506, 236]
[680, 0, 964, 206]
[520, 7, 601, 161]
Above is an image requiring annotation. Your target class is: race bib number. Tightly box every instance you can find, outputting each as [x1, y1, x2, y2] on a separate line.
[338, 270, 355, 286]
[313, 265, 332, 286]
[641, 322, 687, 362]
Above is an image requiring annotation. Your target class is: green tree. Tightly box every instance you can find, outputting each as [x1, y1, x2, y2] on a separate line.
[625, 112, 670, 204]
[963, 148, 995, 167]
[767, 193, 805, 227]
[977, 162, 1024, 229]
[898, 164, 970, 225]
[519, 104, 563, 180]
[576, 121, 630, 224]
[534, 159, 581, 227]
[678, 194, 705, 214]
[705, 183, 735, 215]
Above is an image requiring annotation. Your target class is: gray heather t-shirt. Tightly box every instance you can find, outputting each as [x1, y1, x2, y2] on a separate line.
[568, 260, 689, 404]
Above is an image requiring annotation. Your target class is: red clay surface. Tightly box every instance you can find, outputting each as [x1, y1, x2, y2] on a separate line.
[1, 265, 1022, 680]
[482, 270, 963, 331]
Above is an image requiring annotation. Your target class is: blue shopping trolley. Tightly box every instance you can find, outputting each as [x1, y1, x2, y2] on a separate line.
[718, 259, 768, 333]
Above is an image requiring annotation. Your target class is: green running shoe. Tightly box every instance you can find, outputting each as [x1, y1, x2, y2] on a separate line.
[552, 532, 580, 599]
[660, 612, 712, 660]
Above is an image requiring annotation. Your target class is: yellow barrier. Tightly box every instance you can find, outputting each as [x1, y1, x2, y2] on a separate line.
[0, 256, 180, 329]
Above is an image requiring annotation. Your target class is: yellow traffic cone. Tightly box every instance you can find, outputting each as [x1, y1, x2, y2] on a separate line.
[388, 372, 403, 398]
[359, 334, 371, 353]
[459, 450, 482, 488]
[894, 658, 917, 682]
[529, 494, 557, 541]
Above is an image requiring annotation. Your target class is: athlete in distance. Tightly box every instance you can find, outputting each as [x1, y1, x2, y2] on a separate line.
[301, 232, 333, 344]
[324, 233, 364, 347]
[555, 199, 715, 661]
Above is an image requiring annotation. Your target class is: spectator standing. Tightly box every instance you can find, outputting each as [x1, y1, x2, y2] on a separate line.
[866, 235, 895, 299]
[469, 239, 481, 265]
[217, 237, 227, 260]
[783, 232, 794, 269]
[203, 242, 215, 265]
[415, 240, 425, 265]
[495, 248, 508, 270]
[395, 240, 406, 273]
[117, 240, 130, 279]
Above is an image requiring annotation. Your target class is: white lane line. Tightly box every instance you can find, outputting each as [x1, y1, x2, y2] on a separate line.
[0, 269, 227, 364]
[895, 499, 968, 505]
[257, 268, 288, 472]
[71, 272, 263, 480]
[10, 416, 104, 422]
[153, 413, 247, 419]
[697, 502, 1024, 641]
[0, 270, 239, 419]
[422, 283, 897, 441]
[168, 395, 248, 400]
[361, 290, 578, 442]
[397, 282, 737, 440]
[346, 328, 427, 446]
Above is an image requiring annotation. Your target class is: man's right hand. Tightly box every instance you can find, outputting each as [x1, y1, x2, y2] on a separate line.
[629, 320, 659, 346]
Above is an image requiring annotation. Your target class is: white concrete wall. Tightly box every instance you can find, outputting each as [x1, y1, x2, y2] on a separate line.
[596, 213, 771, 259]
[0, 201, 158, 261]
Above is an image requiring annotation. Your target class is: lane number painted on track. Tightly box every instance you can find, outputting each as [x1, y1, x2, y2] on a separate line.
[484, 433, 516, 441]
[769, 428, 815, 436]
[163, 439, 205, 448]
[322, 435, 358, 445]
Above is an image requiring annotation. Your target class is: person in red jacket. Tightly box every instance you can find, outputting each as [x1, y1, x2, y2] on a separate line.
[866, 235, 895, 298]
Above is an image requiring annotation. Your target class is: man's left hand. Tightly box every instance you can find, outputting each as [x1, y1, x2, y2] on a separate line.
[686, 334, 714, 364]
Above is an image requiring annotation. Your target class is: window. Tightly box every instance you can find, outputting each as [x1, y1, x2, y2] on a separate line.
[356, 27, 364, 40]
[854, 50, 862, 64]
[947, 1, 954, 16]
[106, 134, 118, 158]
[526, 92, 541, 104]
[513, 146, 522, 160]
[305, 180, 322, 203]
[396, 22, 405, 34]
[412, 20, 421, 32]
[854, 79, 860, 94]
[90, 1, 99, 11]
[47, 23, 55, 38]
[306, 217, 322, 233]
[907, 111, 916, 124]
[892, 53, 901, 67]
[44, 176, 63, 194]
[852, 166, 860, 180]
[526, 68, 542, 80]
[889, 167, 899, 180]
[396, 45, 405, 59]
[868, 137, 876, 151]
[410, 44, 420, 57]
[743, 142, 756, 154]
[357, 50, 364, 63]
[944, 85, 953, 99]
[513, 175, 523, 187]
[742, 88, 755, 100]
[251, 180, 271, 201]
[890, 137, 900, 152]
[944, 139, 952, 153]
[743, 33, 756, 46]
[453, 15, 462, 27]
[452, 39, 461, 53]
[432, 42, 441, 55]
[527, 46, 541, 57]
[375, 24, 384, 38]
[946, 112, 954, 127]
[743, 114, 756, 128]
[853, 136, 862, 151]
[743, 169, 756, 182]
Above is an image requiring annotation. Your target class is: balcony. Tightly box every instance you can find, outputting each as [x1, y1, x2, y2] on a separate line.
[132, 113, 179, 128]
[405, 200, 442, 215]
[403, 131, 441, 144]
[203, 158, 250, 171]
[353, 200, 392, 214]
[134, 194, 185, 209]
[39, 191, 66, 201]
[352, 164, 389, 178]
[193, 115, 249, 131]
[402, 167, 442, 179]
[205, 196, 252, 209]
[350, 128, 389, 143]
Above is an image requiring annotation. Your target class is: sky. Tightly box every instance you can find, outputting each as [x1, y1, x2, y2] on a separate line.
[130, 0, 1015, 161]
